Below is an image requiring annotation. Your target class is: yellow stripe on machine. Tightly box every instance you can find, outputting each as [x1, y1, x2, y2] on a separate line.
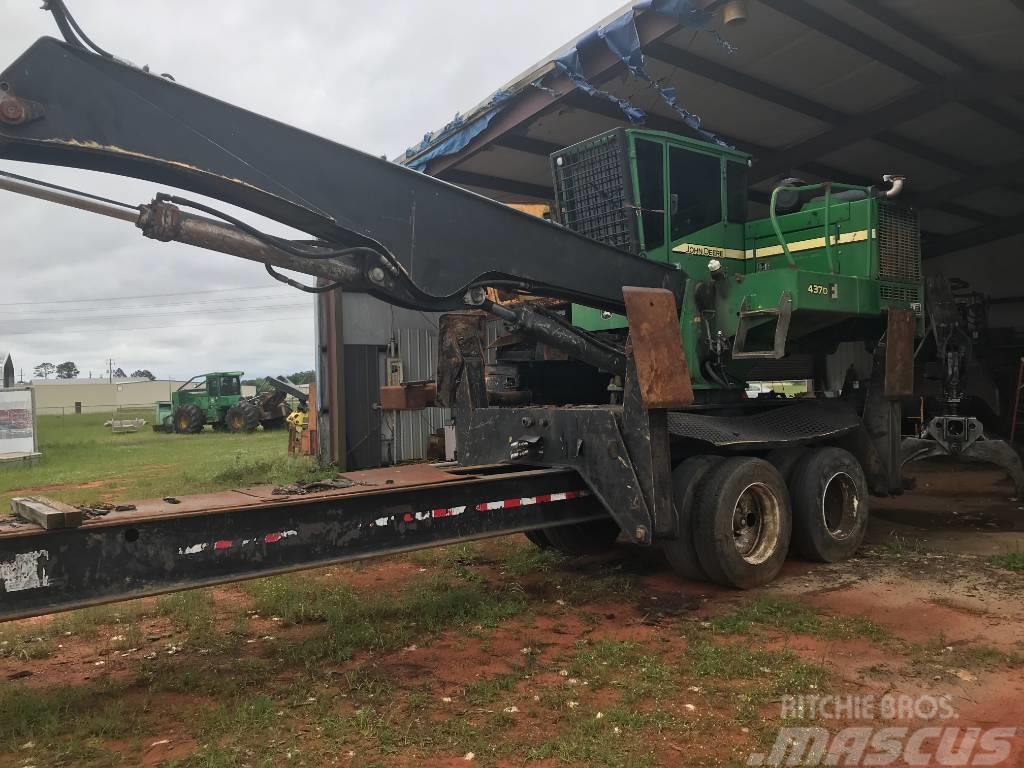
[672, 229, 874, 260]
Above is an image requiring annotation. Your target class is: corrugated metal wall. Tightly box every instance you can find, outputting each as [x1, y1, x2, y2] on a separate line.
[393, 327, 450, 463]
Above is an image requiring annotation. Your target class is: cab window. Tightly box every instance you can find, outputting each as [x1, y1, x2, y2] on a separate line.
[669, 147, 722, 240]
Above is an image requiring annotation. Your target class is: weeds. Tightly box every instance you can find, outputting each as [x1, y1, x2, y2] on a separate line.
[568, 639, 675, 701]
[709, 596, 889, 642]
[906, 636, 1023, 673]
[244, 572, 528, 665]
[0, 680, 141, 751]
[988, 550, 1024, 572]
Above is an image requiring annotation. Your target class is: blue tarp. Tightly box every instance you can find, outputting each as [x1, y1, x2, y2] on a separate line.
[404, 0, 732, 170]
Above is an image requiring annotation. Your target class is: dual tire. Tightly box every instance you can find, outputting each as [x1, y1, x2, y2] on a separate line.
[787, 447, 870, 563]
[523, 514, 621, 556]
[665, 447, 869, 589]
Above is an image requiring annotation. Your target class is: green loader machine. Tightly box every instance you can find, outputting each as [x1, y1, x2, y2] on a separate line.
[555, 129, 920, 387]
[154, 372, 290, 434]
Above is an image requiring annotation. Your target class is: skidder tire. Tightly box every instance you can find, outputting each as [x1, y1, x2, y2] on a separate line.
[790, 447, 869, 563]
[225, 401, 261, 433]
[544, 515, 621, 556]
[663, 455, 724, 582]
[694, 457, 792, 589]
[173, 404, 205, 434]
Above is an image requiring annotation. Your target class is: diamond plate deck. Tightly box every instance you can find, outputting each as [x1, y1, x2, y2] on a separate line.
[667, 402, 861, 448]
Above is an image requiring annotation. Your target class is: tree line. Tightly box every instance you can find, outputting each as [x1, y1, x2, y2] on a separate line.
[242, 370, 315, 390]
[32, 362, 156, 381]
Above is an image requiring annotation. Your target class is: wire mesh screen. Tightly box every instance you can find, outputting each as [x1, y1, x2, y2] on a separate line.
[878, 204, 922, 284]
[551, 130, 636, 252]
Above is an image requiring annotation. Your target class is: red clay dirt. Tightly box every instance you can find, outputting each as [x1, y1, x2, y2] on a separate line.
[0, 461, 1022, 767]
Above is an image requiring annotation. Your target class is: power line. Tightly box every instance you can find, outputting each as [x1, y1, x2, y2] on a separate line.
[3, 303, 310, 324]
[0, 296, 313, 316]
[2, 315, 311, 336]
[0, 284, 286, 307]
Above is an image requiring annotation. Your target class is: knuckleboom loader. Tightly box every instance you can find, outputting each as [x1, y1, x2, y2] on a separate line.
[2, 9, 1018, 606]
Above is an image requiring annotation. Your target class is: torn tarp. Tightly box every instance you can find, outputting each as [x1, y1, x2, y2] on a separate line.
[562, 0, 729, 144]
[404, 108, 498, 172]
[554, 49, 646, 124]
[405, 88, 513, 172]
[401, 0, 731, 170]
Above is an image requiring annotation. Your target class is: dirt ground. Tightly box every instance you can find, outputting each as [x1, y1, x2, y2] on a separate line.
[1, 460, 1022, 767]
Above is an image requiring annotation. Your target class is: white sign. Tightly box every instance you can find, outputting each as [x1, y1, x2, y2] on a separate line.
[0, 389, 35, 455]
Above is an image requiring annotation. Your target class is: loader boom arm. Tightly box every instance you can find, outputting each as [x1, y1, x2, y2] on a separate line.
[0, 38, 683, 314]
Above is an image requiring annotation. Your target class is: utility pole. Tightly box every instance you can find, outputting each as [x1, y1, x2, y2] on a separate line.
[107, 358, 114, 384]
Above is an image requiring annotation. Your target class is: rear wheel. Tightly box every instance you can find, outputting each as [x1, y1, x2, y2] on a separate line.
[544, 515, 621, 556]
[765, 447, 807, 482]
[260, 416, 288, 431]
[694, 457, 792, 589]
[172, 404, 205, 434]
[663, 455, 723, 582]
[523, 529, 551, 549]
[789, 447, 869, 562]
[225, 401, 260, 433]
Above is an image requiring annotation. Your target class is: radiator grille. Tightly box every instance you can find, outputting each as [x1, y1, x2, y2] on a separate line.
[879, 282, 922, 305]
[878, 204, 921, 284]
[551, 130, 636, 252]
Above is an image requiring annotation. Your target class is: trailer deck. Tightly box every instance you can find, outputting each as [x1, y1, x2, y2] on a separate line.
[0, 463, 600, 622]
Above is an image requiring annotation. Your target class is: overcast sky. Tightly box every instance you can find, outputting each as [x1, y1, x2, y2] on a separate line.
[0, 0, 627, 381]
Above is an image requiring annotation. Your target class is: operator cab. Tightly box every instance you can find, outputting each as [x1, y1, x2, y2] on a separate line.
[551, 128, 751, 265]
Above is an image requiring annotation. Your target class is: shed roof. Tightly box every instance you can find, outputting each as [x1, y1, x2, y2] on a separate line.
[400, 0, 1024, 262]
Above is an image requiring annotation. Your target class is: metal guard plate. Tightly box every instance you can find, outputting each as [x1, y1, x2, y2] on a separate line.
[667, 402, 861, 449]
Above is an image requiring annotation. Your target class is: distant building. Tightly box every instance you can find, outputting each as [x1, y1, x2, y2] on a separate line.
[0, 351, 13, 389]
[31, 378, 258, 415]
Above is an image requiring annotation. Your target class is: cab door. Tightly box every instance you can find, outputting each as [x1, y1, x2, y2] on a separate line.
[631, 136, 670, 263]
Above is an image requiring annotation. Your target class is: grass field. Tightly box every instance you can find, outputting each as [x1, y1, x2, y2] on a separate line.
[2, 414, 1024, 766]
[0, 411, 332, 511]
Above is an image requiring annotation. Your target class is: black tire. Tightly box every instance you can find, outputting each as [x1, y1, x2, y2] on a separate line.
[694, 457, 792, 589]
[523, 529, 551, 549]
[663, 455, 724, 582]
[765, 447, 807, 482]
[789, 447, 869, 563]
[260, 417, 288, 431]
[544, 513, 621, 556]
[172, 404, 205, 434]
[225, 401, 260, 433]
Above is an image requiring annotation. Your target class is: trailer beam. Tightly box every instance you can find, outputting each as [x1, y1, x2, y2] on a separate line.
[0, 466, 601, 622]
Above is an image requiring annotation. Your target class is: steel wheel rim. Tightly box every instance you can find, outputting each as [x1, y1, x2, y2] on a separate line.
[821, 471, 859, 540]
[731, 482, 782, 565]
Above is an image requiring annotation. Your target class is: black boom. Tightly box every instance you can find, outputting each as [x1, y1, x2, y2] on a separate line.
[0, 38, 683, 313]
